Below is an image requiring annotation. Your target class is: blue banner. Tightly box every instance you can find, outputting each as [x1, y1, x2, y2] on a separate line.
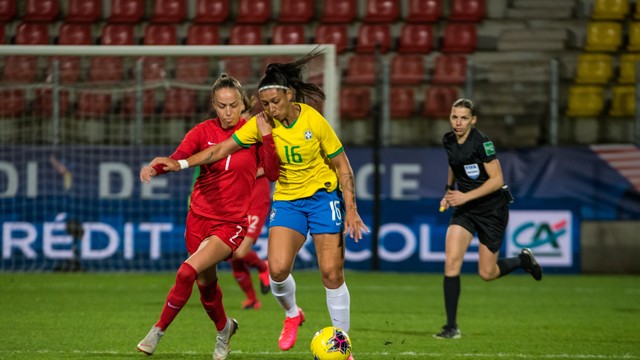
[1, 145, 637, 272]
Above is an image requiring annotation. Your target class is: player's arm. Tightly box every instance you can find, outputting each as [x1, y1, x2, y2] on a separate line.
[144, 137, 242, 180]
[255, 111, 279, 181]
[445, 159, 504, 207]
[331, 151, 370, 241]
[440, 167, 456, 211]
[140, 128, 200, 183]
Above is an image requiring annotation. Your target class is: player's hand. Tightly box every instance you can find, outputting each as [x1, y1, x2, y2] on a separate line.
[444, 190, 467, 207]
[148, 157, 180, 174]
[256, 111, 274, 136]
[343, 208, 370, 242]
[139, 165, 158, 183]
[439, 196, 449, 212]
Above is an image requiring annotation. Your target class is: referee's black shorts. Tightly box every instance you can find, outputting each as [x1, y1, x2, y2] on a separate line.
[450, 195, 509, 253]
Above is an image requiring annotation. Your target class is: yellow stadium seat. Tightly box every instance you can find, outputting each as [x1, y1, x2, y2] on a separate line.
[585, 21, 622, 52]
[609, 85, 636, 117]
[592, 0, 629, 20]
[618, 54, 640, 83]
[566, 85, 605, 117]
[575, 53, 613, 84]
[628, 22, 640, 51]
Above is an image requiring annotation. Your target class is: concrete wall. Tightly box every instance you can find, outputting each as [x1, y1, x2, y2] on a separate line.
[581, 221, 640, 273]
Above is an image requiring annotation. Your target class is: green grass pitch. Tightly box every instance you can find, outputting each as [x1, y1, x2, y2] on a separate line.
[0, 271, 638, 359]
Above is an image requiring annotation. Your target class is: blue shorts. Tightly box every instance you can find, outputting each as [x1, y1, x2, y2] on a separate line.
[268, 190, 344, 236]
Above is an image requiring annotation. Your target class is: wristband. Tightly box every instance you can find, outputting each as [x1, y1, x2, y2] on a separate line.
[177, 159, 189, 170]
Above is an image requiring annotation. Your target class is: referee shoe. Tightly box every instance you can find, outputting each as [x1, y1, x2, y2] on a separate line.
[520, 248, 543, 281]
[433, 325, 461, 339]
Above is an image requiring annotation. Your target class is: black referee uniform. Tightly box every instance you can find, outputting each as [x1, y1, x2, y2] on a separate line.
[443, 127, 508, 253]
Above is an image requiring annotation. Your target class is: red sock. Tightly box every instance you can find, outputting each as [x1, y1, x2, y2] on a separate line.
[198, 281, 227, 331]
[155, 262, 197, 331]
[231, 259, 256, 301]
[239, 251, 267, 273]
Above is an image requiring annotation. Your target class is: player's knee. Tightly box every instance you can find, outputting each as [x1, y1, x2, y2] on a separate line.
[478, 268, 498, 281]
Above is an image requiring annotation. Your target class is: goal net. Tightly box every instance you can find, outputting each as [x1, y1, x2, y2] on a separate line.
[0, 44, 337, 272]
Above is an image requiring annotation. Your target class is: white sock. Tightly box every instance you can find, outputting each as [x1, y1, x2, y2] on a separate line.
[270, 274, 299, 318]
[326, 282, 350, 333]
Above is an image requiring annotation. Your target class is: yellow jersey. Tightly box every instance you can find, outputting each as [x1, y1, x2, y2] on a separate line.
[232, 103, 344, 201]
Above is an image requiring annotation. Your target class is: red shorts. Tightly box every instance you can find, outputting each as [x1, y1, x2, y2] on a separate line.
[185, 211, 247, 255]
[246, 205, 270, 240]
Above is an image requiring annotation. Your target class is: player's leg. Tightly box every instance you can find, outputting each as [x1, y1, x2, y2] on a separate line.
[434, 224, 473, 339]
[314, 232, 350, 333]
[268, 225, 307, 350]
[230, 256, 260, 309]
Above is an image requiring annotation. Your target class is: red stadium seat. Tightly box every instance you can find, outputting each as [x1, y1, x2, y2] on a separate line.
[340, 86, 372, 119]
[407, 0, 441, 22]
[221, 57, 254, 84]
[162, 88, 197, 117]
[2, 23, 49, 83]
[390, 54, 424, 85]
[0, 90, 26, 117]
[363, 0, 399, 23]
[449, 0, 485, 22]
[228, 25, 263, 45]
[431, 54, 466, 85]
[278, 0, 314, 23]
[320, 0, 356, 23]
[65, 0, 102, 23]
[0, 0, 17, 22]
[33, 88, 71, 117]
[175, 25, 219, 82]
[193, 0, 229, 23]
[315, 24, 349, 54]
[0, 23, 4, 43]
[236, 0, 271, 24]
[225, 25, 262, 83]
[345, 54, 376, 85]
[150, 0, 186, 23]
[108, 0, 144, 23]
[272, 24, 306, 45]
[397, 24, 433, 54]
[441, 23, 477, 53]
[58, 23, 93, 45]
[142, 25, 177, 81]
[51, 23, 93, 83]
[24, 0, 59, 22]
[423, 86, 458, 118]
[76, 91, 113, 117]
[122, 90, 157, 117]
[15, 22, 49, 44]
[355, 24, 392, 54]
[88, 24, 135, 83]
[390, 87, 415, 118]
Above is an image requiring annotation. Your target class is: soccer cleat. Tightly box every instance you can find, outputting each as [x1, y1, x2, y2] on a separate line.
[137, 325, 164, 355]
[213, 318, 238, 360]
[433, 325, 461, 339]
[241, 298, 261, 310]
[278, 307, 305, 350]
[520, 248, 543, 281]
[259, 260, 271, 295]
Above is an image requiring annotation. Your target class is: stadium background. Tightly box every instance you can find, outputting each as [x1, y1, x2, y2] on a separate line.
[0, 0, 639, 274]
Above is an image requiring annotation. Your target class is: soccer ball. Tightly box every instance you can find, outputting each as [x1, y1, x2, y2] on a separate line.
[310, 326, 352, 360]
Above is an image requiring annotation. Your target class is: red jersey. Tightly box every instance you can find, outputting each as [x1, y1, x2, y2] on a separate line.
[172, 118, 258, 223]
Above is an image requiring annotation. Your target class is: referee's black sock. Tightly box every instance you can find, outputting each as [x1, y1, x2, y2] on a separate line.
[443, 275, 460, 328]
[497, 256, 523, 277]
